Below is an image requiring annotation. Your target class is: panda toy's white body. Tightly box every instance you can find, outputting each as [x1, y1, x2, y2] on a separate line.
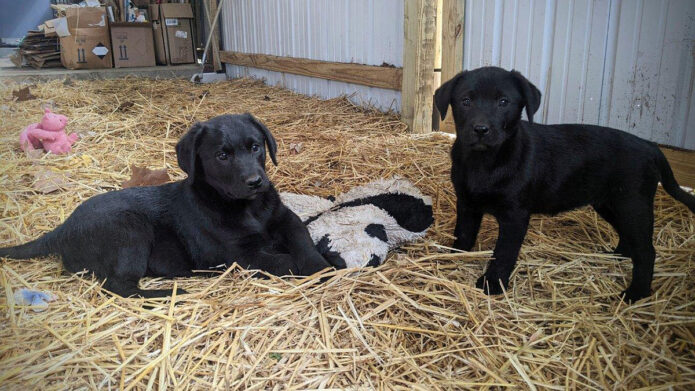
[281, 177, 433, 269]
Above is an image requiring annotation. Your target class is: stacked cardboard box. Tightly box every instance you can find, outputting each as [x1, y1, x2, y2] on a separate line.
[57, 7, 114, 69]
[14, 30, 61, 69]
[110, 22, 156, 68]
[13, 2, 197, 70]
[150, 3, 195, 65]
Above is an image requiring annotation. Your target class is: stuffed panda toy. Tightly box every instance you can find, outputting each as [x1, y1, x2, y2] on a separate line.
[280, 176, 434, 269]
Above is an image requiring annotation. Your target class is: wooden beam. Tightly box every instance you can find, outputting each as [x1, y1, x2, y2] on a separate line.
[438, 0, 465, 133]
[220, 51, 403, 90]
[402, 0, 437, 133]
[661, 147, 695, 189]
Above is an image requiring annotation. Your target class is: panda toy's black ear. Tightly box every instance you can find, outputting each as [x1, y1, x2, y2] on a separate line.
[356, 193, 433, 233]
[316, 234, 347, 269]
[365, 224, 388, 243]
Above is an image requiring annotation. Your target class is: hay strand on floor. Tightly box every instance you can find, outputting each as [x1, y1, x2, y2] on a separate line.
[0, 78, 693, 390]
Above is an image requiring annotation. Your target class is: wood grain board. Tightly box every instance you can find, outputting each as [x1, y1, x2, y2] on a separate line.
[220, 51, 403, 91]
[661, 147, 695, 189]
[401, 0, 437, 133]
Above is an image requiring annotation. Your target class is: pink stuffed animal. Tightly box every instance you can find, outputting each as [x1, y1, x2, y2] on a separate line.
[20, 108, 77, 154]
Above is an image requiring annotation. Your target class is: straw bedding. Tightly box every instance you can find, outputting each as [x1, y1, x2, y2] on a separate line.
[0, 78, 693, 390]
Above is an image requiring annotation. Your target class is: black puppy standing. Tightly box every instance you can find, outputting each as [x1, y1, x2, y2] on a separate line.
[435, 66, 695, 302]
[0, 114, 331, 298]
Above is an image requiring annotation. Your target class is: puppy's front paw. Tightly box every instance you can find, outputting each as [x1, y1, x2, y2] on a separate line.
[452, 238, 474, 252]
[619, 286, 650, 303]
[300, 254, 333, 275]
[476, 273, 508, 295]
[271, 257, 301, 277]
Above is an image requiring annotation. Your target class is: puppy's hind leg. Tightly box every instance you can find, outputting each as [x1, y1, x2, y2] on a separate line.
[612, 198, 656, 302]
[104, 278, 185, 298]
[103, 244, 186, 299]
[593, 204, 630, 257]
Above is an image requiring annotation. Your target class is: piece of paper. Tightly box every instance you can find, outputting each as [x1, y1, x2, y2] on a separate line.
[14, 289, 57, 312]
[54, 17, 70, 37]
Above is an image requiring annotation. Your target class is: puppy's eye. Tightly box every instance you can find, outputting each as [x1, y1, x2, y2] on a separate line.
[215, 151, 228, 160]
[499, 98, 509, 107]
[462, 98, 472, 107]
[251, 144, 260, 152]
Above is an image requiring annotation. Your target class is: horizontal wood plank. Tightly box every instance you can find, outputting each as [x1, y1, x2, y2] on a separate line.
[220, 51, 403, 90]
[661, 147, 695, 189]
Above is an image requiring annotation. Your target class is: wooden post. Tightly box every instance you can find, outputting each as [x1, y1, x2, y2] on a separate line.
[439, 0, 464, 133]
[204, 0, 223, 72]
[434, 0, 443, 82]
[401, 0, 437, 133]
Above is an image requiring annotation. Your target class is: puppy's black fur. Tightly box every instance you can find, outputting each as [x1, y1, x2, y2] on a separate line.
[435, 66, 695, 302]
[0, 114, 331, 298]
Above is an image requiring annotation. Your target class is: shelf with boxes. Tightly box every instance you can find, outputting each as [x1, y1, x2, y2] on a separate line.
[13, 2, 198, 71]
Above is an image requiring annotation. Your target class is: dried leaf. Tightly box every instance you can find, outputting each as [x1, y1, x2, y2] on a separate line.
[122, 165, 170, 188]
[289, 142, 303, 155]
[12, 87, 36, 102]
[117, 101, 134, 112]
[33, 170, 72, 193]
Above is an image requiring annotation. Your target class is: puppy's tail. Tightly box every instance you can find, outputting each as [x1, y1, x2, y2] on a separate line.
[0, 230, 57, 260]
[657, 149, 695, 212]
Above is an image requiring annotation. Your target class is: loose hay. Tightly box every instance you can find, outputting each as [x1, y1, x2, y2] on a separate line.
[0, 78, 693, 390]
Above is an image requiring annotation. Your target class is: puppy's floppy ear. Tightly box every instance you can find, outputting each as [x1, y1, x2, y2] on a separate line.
[176, 122, 206, 181]
[511, 70, 542, 124]
[433, 71, 465, 120]
[246, 113, 278, 166]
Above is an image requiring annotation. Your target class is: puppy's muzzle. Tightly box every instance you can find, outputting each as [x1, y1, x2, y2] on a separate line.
[473, 125, 490, 136]
[246, 175, 263, 189]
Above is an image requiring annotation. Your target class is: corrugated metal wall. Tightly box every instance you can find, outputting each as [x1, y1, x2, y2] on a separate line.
[463, 0, 695, 149]
[220, 0, 404, 112]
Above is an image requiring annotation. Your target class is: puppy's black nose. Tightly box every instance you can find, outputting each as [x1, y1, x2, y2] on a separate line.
[246, 176, 263, 189]
[474, 125, 490, 136]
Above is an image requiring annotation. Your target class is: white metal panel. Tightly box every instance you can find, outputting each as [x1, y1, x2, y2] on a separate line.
[220, 0, 403, 112]
[463, 0, 695, 149]
[604, 0, 695, 148]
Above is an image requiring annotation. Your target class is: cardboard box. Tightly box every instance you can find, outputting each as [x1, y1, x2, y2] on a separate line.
[38, 18, 61, 37]
[109, 22, 155, 68]
[151, 22, 168, 65]
[58, 7, 113, 69]
[148, 4, 167, 65]
[159, 3, 195, 65]
[148, 3, 161, 21]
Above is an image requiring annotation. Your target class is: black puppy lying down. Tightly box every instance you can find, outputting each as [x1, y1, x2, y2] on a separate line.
[0, 114, 331, 298]
[435, 66, 695, 302]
